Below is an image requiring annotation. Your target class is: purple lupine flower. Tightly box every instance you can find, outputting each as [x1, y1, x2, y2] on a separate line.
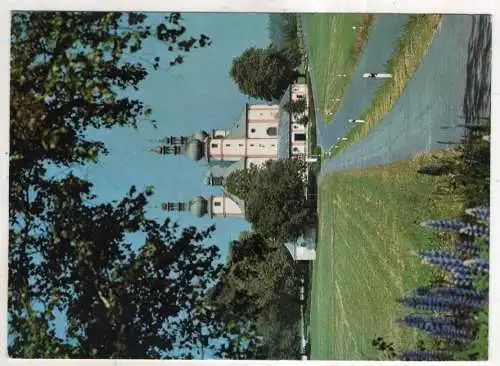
[459, 224, 489, 238]
[451, 277, 473, 287]
[463, 258, 490, 275]
[465, 206, 489, 221]
[399, 295, 483, 312]
[430, 287, 487, 301]
[400, 314, 479, 327]
[420, 219, 467, 233]
[455, 241, 482, 258]
[400, 349, 453, 361]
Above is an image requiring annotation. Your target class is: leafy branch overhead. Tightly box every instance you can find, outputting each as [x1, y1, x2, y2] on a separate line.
[8, 11, 262, 359]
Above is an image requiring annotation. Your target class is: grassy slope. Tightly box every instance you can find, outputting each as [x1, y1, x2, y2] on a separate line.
[309, 151, 464, 360]
[331, 15, 442, 156]
[304, 14, 374, 123]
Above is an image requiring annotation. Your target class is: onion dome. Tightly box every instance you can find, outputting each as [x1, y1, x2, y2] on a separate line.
[194, 130, 209, 141]
[190, 196, 208, 217]
[185, 139, 204, 161]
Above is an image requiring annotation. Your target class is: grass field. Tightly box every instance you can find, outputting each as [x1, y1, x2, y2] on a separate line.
[309, 150, 465, 360]
[331, 15, 442, 157]
[304, 14, 375, 122]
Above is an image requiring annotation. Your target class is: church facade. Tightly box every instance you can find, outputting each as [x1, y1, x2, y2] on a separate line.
[151, 83, 316, 260]
[151, 83, 309, 220]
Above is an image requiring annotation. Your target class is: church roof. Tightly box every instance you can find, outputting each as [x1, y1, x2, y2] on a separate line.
[277, 85, 292, 159]
[207, 158, 246, 181]
[225, 104, 248, 139]
[223, 190, 246, 214]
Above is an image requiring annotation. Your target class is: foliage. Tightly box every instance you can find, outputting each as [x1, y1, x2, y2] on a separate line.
[267, 14, 302, 69]
[225, 158, 315, 242]
[8, 11, 261, 359]
[465, 206, 490, 222]
[396, 205, 490, 360]
[209, 233, 302, 359]
[229, 44, 300, 101]
[283, 98, 307, 118]
[371, 336, 397, 359]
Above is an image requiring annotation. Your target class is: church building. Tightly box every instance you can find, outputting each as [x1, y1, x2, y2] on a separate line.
[151, 83, 316, 260]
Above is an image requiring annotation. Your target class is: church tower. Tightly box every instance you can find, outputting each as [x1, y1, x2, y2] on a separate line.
[150, 131, 209, 161]
[162, 195, 245, 219]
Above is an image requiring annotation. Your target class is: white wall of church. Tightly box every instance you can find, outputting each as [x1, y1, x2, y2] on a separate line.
[292, 123, 306, 133]
[248, 105, 280, 121]
[213, 129, 228, 138]
[291, 84, 308, 102]
[246, 139, 278, 157]
[208, 137, 278, 160]
[211, 196, 244, 217]
[246, 157, 276, 168]
[247, 122, 280, 139]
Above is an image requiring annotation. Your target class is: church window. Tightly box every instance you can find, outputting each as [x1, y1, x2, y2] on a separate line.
[293, 147, 299, 152]
[214, 201, 221, 207]
[226, 144, 231, 147]
[294, 133, 306, 141]
[250, 128, 256, 133]
[211, 143, 218, 148]
[239, 144, 243, 147]
[266, 127, 277, 136]
[250, 144, 254, 147]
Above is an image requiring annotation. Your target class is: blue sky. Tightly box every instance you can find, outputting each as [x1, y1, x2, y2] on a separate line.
[43, 12, 272, 355]
[81, 12, 271, 260]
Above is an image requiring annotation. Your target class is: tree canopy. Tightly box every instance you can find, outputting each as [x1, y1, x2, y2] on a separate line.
[229, 44, 299, 102]
[208, 232, 303, 359]
[8, 11, 256, 359]
[267, 14, 302, 68]
[225, 159, 315, 242]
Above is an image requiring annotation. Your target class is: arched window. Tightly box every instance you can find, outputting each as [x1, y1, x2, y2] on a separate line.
[266, 127, 277, 136]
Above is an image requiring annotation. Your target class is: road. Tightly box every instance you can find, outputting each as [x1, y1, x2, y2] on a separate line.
[301, 14, 408, 150]
[302, 15, 491, 175]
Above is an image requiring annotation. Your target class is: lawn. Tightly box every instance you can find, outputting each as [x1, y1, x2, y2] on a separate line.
[309, 150, 465, 360]
[331, 15, 442, 157]
[304, 14, 375, 122]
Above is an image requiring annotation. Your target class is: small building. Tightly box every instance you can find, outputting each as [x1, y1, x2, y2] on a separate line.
[152, 83, 316, 260]
[284, 226, 317, 261]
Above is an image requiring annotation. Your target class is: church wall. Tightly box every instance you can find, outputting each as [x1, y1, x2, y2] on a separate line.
[291, 84, 307, 98]
[208, 137, 278, 160]
[291, 142, 307, 155]
[245, 139, 278, 156]
[292, 123, 306, 133]
[211, 196, 244, 217]
[248, 105, 280, 121]
[213, 129, 228, 138]
[246, 157, 276, 168]
[247, 121, 280, 139]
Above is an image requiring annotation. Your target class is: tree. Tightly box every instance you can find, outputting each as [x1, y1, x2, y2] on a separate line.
[225, 159, 314, 242]
[8, 11, 245, 359]
[208, 232, 302, 359]
[267, 14, 301, 68]
[283, 98, 306, 115]
[283, 98, 308, 125]
[230, 44, 300, 102]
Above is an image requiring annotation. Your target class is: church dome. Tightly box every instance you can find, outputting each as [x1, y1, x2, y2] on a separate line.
[185, 139, 204, 161]
[194, 130, 209, 141]
[190, 196, 208, 217]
